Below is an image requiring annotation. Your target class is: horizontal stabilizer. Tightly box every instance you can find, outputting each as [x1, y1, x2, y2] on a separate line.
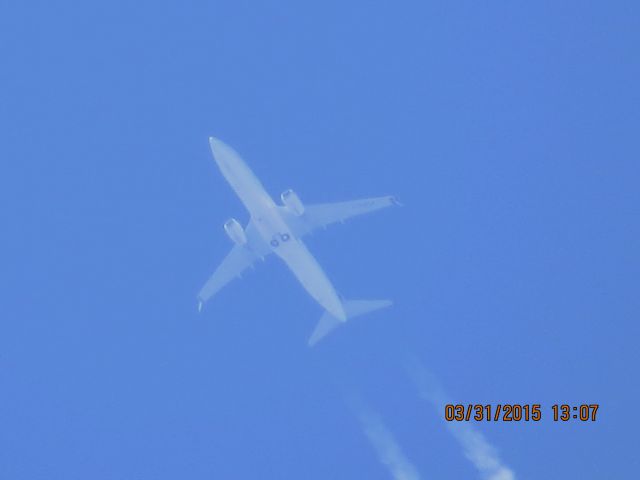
[308, 299, 392, 347]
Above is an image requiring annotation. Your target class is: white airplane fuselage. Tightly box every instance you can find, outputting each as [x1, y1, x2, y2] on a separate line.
[211, 138, 347, 321]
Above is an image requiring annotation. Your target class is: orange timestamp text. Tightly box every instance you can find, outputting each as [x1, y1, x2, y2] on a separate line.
[444, 404, 599, 422]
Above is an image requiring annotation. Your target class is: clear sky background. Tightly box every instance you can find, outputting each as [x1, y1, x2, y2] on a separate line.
[1, 1, 638, 479]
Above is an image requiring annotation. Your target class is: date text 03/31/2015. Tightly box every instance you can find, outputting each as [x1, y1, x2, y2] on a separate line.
[444, 404, 599, 422]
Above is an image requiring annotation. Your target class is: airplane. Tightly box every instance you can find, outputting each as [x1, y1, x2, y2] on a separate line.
[198, 137, 400, 346]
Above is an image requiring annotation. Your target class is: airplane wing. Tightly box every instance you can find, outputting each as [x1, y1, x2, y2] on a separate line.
[281, 196, 400, 238]
[197, 220, 271, 309]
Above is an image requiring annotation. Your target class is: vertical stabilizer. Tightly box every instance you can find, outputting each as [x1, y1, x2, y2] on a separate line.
[308, 299, 392, 346]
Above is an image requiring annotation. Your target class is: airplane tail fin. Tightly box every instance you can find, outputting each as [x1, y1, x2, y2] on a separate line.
[308, 299, 392, 347]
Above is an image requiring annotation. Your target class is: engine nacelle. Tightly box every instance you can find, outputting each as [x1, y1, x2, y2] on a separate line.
[281, 189, 305, 216]
[224, 218, 247, 245]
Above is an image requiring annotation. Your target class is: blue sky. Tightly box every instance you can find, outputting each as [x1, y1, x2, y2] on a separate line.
[1, 1, 638, 479]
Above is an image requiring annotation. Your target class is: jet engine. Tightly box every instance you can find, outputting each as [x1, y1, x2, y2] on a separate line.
[224, 218, 247, 245]
[281, 189, 305, 216]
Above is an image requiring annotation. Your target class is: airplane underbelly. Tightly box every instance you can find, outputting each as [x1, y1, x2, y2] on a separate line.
[274, 240, 346, 321]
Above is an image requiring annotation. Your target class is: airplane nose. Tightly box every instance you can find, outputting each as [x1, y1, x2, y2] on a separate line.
[209, 137, 229, 168]
[209, 136, 222, 152]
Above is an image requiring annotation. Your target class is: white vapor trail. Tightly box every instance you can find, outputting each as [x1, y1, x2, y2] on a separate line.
[407, 362, 516, 480]
[350, 398, 422, 480]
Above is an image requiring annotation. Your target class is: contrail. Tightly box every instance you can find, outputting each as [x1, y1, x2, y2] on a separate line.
[349, 396, 422, 480]
[407, 361, 516, 480]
